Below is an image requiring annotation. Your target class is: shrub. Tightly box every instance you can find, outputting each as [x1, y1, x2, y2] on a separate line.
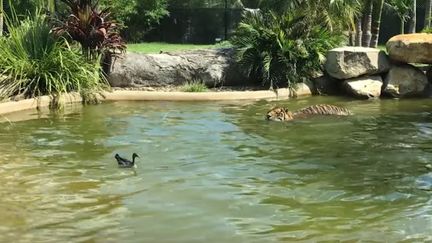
[422, 27, 432, 34]
[54, 0, 126, 64]
[180, 80, 208, 92]
[0, 11, 108, 104]
[231, 10, 345, 89]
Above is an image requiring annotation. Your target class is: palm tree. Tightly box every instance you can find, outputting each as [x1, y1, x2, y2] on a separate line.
[0, 0, 3, 37]
[355, 17, 363, 45]
[408, 0, 416, 33]
[47, 0, 56, 13]
[362, 0, 373, 46]
[370, 0, 384, 47]
[424, 0, 431, 29]
[386, 0, 410, 34]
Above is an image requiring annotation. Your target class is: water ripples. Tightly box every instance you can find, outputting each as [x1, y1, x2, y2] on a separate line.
[0, 98, 432, 242]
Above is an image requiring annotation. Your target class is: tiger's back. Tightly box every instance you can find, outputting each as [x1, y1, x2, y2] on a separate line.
[293, 104, 352, 117]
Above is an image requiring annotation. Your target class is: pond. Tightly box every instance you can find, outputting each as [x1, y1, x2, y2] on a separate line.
[0, 97, 432, 242]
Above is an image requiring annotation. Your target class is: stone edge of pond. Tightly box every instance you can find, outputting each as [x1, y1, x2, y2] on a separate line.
[0, 86, 312, 116]
[103, 87, 304, 101]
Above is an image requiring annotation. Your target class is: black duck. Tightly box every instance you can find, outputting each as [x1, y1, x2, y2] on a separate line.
[115, 153, 140, 168]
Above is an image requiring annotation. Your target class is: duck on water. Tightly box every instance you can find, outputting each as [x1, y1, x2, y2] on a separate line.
[115, 153, 140, 168]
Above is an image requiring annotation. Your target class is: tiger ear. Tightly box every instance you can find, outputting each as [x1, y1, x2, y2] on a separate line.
[284, 108, 289, 113]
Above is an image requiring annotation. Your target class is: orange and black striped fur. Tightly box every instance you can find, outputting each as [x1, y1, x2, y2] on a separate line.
[266, 104, 352, 121]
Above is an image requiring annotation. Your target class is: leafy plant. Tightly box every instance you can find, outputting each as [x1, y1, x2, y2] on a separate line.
[0, 11, 108, 105]
[99, 0, 169, 42]
[422, 27, 432, 33]
[231, 10, 344, 89]
[54, 0, 126, 63]
[180, 80, 208, 92]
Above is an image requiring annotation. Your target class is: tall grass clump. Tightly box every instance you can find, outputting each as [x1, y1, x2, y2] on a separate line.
[231, 10, 345, 89]
[180, 80, 208, 92]
[0, 11, 108, 105]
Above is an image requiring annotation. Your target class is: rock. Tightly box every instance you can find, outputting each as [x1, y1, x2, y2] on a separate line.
[426, 66, 432, 83]
[343, 75, 383, 99]
[312, 75, 341, 95]
[325, 46, 390, 79]
[108, 48, 250, 87]
[386, 33, 432, 64]
[293, 81, 314, 97]
[383, 64, 429, 98]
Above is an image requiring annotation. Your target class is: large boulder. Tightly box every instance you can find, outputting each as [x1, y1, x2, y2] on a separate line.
[343, 75, 383, 99]
[312, 74, 341, 95]
[108, 48, 249, 87]
[386, 33, 432, 64]
[325, 46, 390, 79]
[383, 64, 429, 97]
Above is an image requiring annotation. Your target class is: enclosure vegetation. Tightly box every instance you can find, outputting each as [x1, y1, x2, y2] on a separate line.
[231, 10, 344, 88]
[231, 0, 430, 88]
[0, 0, 430, 102]
[0, 0, 125, 107]
[180, 80, 209, 92]
[0, 11, 105, 103]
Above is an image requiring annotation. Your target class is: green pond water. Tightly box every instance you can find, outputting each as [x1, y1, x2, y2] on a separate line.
[1, 97, 432, 242]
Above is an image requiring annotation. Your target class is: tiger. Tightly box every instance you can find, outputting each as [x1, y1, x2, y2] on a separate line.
[266, 104, 352, 121]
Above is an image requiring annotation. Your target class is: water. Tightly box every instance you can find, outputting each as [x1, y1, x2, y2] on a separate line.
[1, 97, 432, 242]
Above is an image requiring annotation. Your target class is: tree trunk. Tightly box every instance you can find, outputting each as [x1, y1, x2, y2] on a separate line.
[349, 30, 355, 46]
[370, 0, 384, 48]
[0, 0, 3, 37]
[355, 17, 362, 46]
[408, 0, 416, 33]
[425, 0, 431, 30]
[47, 0, 56, 13]
[401, 18, 405, 34]
[362, 0, 373, 47]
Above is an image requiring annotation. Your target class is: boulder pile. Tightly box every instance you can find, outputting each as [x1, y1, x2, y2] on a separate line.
[321, 33, 432, 99]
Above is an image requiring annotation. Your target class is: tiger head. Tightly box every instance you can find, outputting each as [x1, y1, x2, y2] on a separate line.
[266, 107, 294, 121]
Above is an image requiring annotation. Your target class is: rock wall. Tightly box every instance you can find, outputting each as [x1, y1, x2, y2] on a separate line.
[108, 48, 251, 88]
[108, 36, 432, 100]
[322, 35, 432, 99]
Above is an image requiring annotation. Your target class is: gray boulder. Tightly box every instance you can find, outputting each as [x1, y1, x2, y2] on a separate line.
[343, 75, 383, 99]
[383, 64, 429, 97]
[325, 46, 390, 79]
[312, 75, 341, 95]
[108, 48, 249, 87]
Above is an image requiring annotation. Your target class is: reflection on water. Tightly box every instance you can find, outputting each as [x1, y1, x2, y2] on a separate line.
[0, 97, 432, 242]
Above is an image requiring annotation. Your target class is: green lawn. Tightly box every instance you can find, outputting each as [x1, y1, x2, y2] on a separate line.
[127, 42, 230, 54]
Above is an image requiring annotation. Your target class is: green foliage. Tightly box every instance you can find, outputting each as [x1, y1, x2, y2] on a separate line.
[127, 42, 230, 53]
[422, 27, 432, 33]
[168, 0, 243, 8]
[180, 80, 208, 92]
[231, 10, 345, 88]
[100, 0, 169, 42]
[0, 11, 108, 103]
[55, 0, 126, 61]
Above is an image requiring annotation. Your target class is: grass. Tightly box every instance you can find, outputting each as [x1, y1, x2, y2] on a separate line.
[378, 45, 387, 52]
[180, 80, 208, 92]
[0, 11, 107, 105]
[126, 42, 231, 54]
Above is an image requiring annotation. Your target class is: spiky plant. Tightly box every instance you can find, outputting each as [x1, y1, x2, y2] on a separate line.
[180, 80, 208, 92]
[231, 10, 344, 89]
[54, 0, 126, 66]
[0, 10, 108, 105]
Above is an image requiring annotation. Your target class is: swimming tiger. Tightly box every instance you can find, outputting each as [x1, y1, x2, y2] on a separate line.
[266, 104, 352, 121]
